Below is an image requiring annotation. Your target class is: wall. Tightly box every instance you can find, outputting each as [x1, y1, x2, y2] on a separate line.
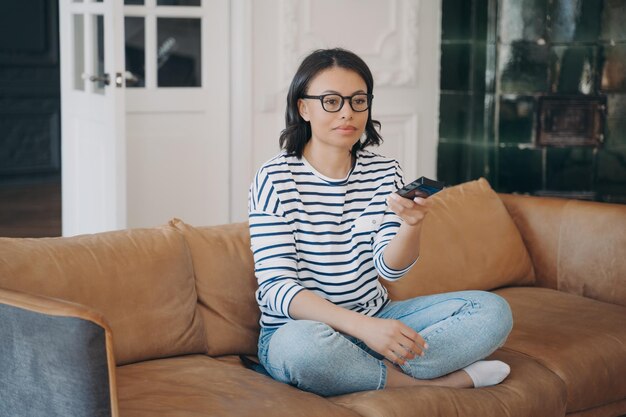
[7, 0, 443, 233]
[0, 0, 60, 184]
[438, 0, 626, 203]
[229, 0, 442, 221]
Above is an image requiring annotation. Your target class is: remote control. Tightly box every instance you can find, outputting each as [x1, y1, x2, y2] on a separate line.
[396, 176, 445, 199]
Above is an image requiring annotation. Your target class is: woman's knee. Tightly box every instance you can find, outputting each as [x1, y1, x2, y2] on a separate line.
[265, 320, 338, 382]
[471, 291, 513, 341]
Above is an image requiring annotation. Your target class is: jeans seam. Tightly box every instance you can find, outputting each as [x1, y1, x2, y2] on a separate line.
[421, 307, 475, 341]
[377, 360, 387, 390]
[390, 297, 480, 322]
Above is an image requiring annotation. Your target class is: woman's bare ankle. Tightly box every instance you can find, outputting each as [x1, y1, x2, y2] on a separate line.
[430, 369, 474, 388]
[383, 361, 474, 389]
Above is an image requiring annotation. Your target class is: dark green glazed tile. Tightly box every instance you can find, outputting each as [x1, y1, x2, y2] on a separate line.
[499, 95, 536, 144]
[484, 94, 496, 143]
[487, 0, 498, 44]
[442, 0, 472, 40]
[499, 42, 550, 93]
[607, 94, 626, 118]
[546, 147, 595, 190]
[469, 144, 497, 184]
[475, 0, 489, 40]
[437, 141, 470, 185]
[595, 147, 626, 203]
[498, 0, 547, 43]
[605, 95, 626, 148]
[549, 46, 596, 94]
[600, 0, 626, 42]
[485, 44, 496, 92]
[439, 92, 471, 141]
[606, 118, 626, 148]
[473, 43, 487, 92]
[497, 145, 543, 193]
[441, 43, 472, 91]
[599, 44, 626, 92]
[470, 94, 487, 143]
[550, 0, 602, 43]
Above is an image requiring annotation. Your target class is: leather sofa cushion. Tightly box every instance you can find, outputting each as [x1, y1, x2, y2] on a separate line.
[116, 355, 361, 417]
[565, 400, 626, 417]
[495, 287, 626, 413]
[498, 194, 567, 290]
[0, 227, 206, 365]
[170, 219, 260, 356]
[330, 350, 566, 417]
[384, 178, 535, 300]
[556, 199, 626, 307]
[500, 194, 626, 306]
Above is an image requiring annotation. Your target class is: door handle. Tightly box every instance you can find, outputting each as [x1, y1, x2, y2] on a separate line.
[82, 72, 133, 88]
[83, 73, 111, 86]
[113, 72, 138, 87]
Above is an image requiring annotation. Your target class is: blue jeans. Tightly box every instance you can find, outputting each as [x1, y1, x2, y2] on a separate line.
[257, 290, 513, 397]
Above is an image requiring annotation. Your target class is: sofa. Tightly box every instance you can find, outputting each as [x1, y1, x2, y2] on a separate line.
[1, 178, 625, 417]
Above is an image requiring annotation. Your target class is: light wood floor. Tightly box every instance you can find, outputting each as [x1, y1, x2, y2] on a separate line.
[0, 181, 62, 238]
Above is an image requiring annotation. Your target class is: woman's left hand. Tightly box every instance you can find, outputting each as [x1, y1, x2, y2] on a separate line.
[386, 192, 431, 226]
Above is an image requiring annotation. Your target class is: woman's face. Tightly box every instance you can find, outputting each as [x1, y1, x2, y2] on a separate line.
[298, 67, 369, 154]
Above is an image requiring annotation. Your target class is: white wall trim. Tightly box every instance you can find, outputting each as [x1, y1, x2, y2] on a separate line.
[230, 0, 253, 222]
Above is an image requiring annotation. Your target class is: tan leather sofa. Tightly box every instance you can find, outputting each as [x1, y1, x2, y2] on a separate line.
[1, 178, 625, 417]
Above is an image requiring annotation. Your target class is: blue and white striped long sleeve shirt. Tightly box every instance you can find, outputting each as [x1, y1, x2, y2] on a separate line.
[248, 150, 416, 329]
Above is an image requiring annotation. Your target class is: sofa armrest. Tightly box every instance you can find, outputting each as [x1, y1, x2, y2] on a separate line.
[0, 287, 119, 417]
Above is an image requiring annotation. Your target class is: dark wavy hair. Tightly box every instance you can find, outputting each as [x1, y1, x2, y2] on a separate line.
[279, 48, 383, 158]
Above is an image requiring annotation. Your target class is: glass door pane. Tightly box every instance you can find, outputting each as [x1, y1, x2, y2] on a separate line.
[157, 0, 201, 6]
[156, 18, 201, 87]
[125, 16, 145, 87]
[73, 14, 85, 91]
[93, 14, 106, 94]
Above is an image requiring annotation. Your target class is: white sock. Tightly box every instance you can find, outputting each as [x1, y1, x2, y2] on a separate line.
[462, 360, 511, 388]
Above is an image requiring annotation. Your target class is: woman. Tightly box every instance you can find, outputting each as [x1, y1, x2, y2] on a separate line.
[248, 48, 513, 397]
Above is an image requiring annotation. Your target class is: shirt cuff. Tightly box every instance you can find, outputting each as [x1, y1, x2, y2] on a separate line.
[375, 252, 418, 281]
[282, 285, 307, 319]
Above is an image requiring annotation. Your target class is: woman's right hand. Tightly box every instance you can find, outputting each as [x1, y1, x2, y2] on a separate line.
[354, 316, 428, 366]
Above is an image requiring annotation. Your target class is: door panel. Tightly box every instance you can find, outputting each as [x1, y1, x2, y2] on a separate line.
[60, 0, 126, 235]
[124, 0, 230, 228]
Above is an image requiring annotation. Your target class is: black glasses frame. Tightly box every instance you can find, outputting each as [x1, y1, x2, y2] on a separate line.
[301, 93, 373, 113]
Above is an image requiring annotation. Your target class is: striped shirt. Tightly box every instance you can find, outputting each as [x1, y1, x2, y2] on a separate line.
[248, 149, 416, 328]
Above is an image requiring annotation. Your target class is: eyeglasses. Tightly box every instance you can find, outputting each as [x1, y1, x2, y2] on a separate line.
[301, 93, 373, 113]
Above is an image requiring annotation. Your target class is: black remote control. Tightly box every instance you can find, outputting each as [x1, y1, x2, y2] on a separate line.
[396, 176, 445, 199]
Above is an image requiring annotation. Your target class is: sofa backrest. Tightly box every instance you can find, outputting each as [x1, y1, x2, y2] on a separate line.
[170, 178, 537, 357]
[500, 193, 626, 307]
[383, 178, 536, 300]
[0, 226, 207, 365]
[170, 219, 260, 357]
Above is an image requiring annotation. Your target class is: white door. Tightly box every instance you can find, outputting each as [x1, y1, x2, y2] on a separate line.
[123, 0, 230, 228]
[59, 0, 126, 236]
[60, 0, 230, 234]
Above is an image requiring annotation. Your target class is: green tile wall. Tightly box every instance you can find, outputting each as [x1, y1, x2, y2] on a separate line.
[439, 0, 492, 191]
[438, 0, 626, 203]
